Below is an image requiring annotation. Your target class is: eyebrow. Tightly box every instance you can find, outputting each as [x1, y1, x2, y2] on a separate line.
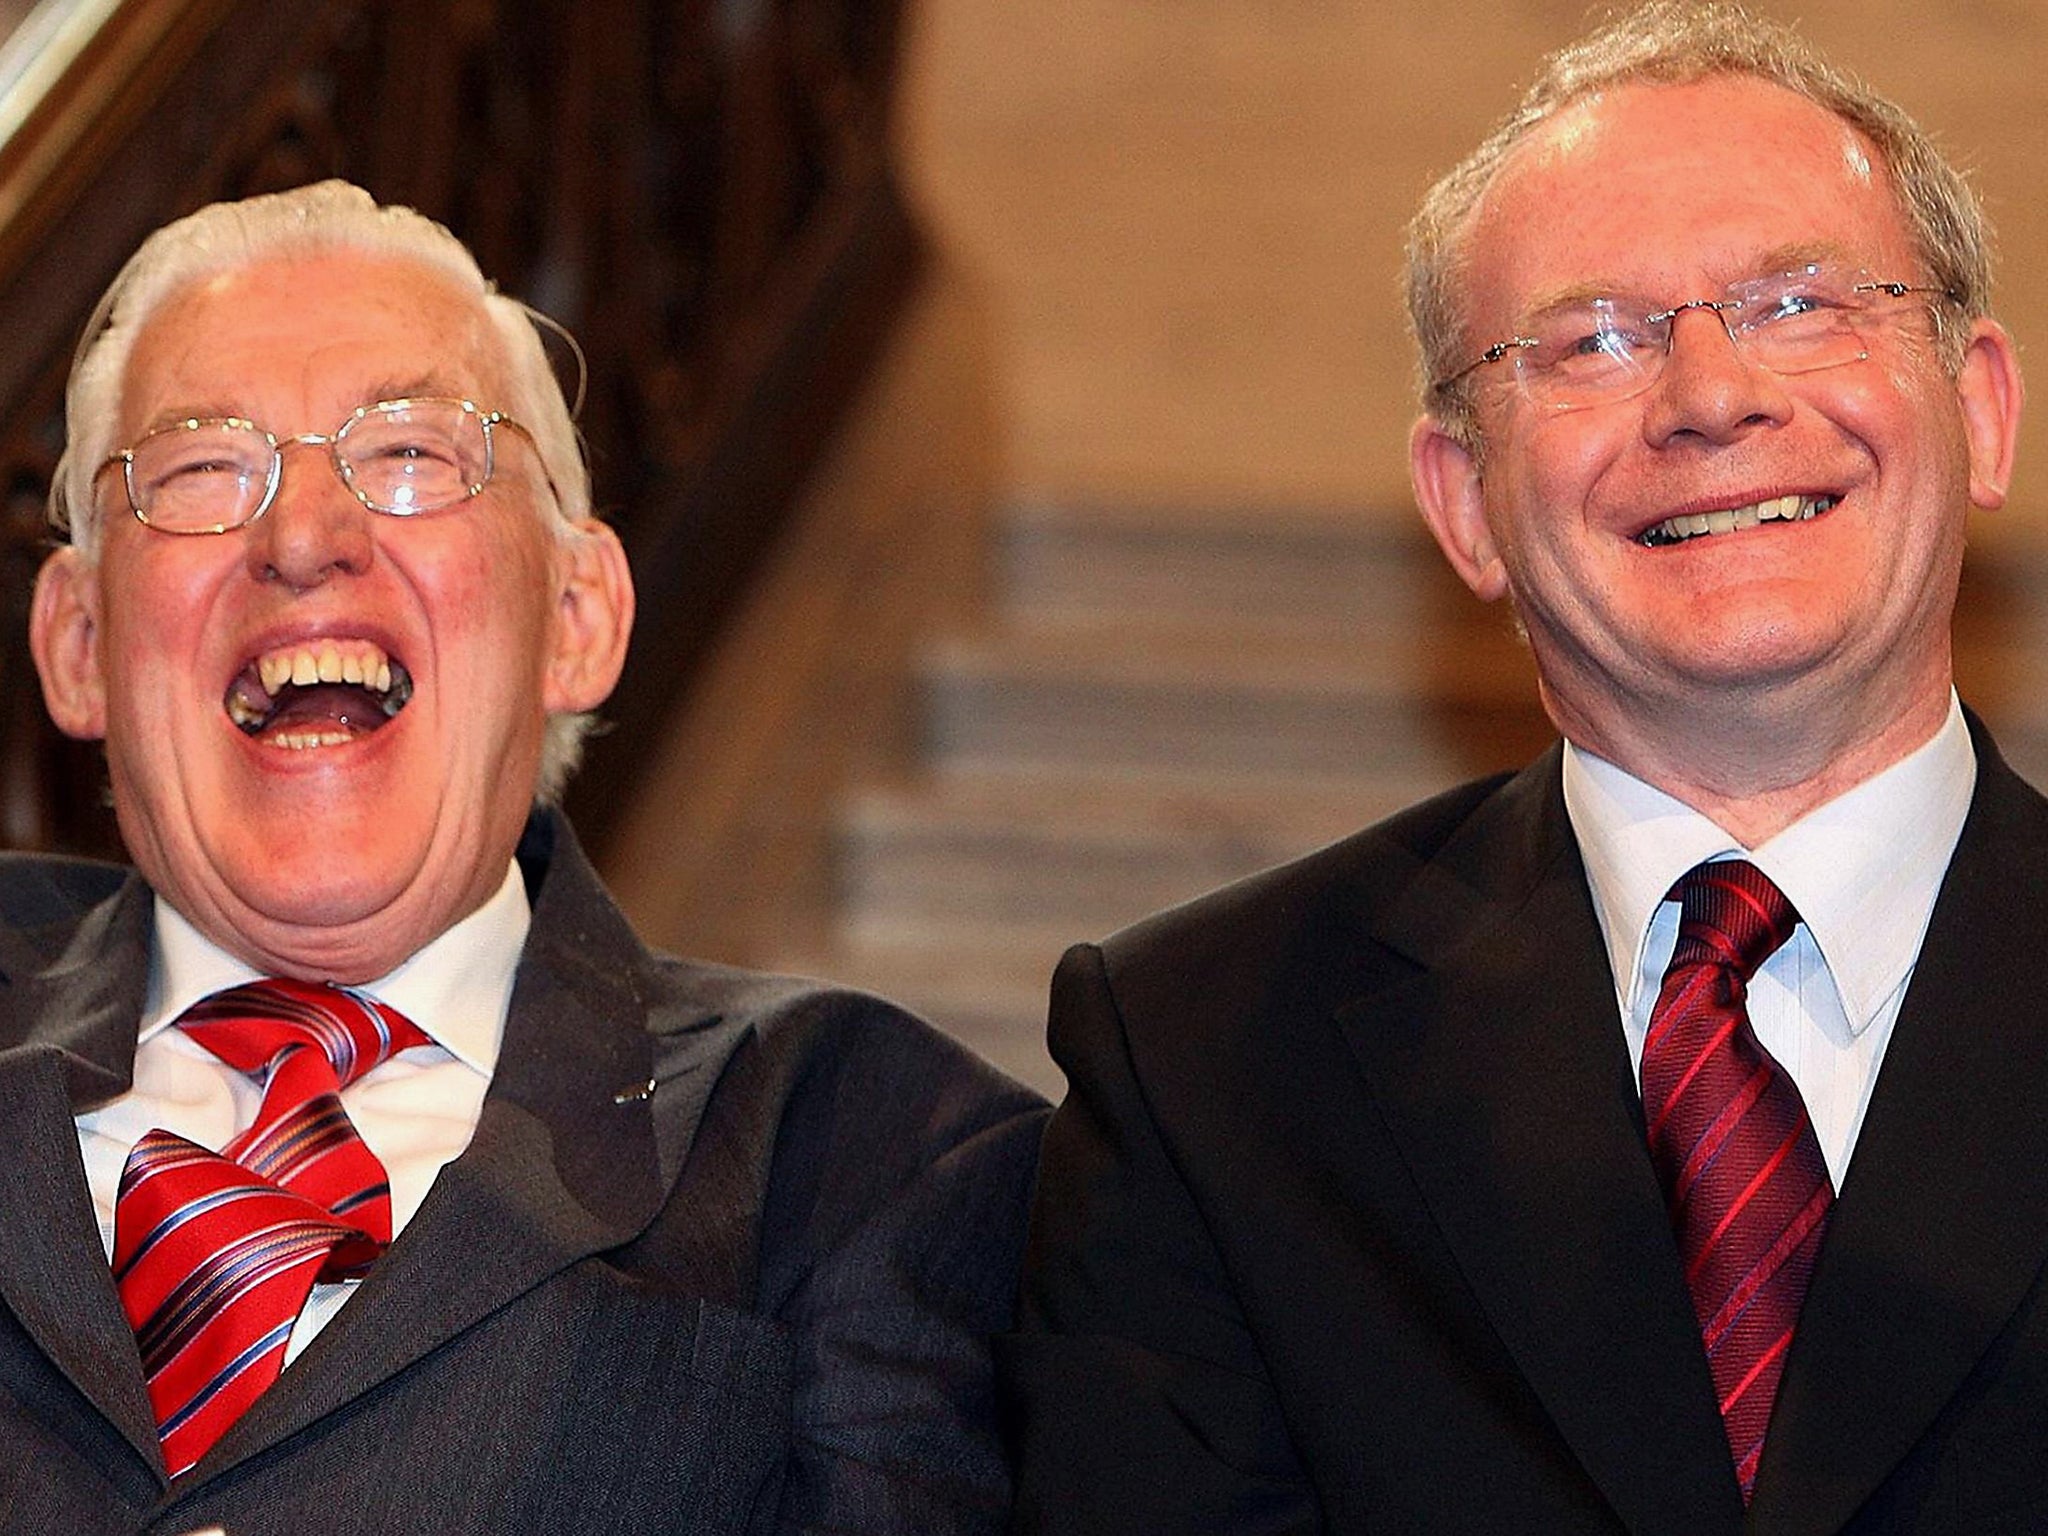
[1515, 242, 1865, 321]
[363, 375, 470, 405]
[131, 376, 475, 437]
[1521, 282, 1628, 319]
[1745, 241, 1857, 277]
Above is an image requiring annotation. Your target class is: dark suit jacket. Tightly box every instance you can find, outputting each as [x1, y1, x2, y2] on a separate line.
[1003, 724, 2048, 1534]
[0, 809, 1047, 1535]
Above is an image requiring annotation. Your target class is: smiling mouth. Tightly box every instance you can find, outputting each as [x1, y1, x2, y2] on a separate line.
[224, 640, 413, 749]
[1637, 494, 1839, 548]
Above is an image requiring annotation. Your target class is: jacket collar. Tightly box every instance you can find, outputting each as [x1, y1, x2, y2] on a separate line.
[1337, 750, 1747, 1535]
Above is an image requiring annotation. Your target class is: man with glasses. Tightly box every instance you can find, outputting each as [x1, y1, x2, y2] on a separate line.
[7, 179, 1044, 1533]
[1004, 4, 2031, 1531]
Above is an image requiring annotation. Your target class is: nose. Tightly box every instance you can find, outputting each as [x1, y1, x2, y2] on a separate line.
[243, 440, 374, 589]
[1638, 304, 1792, 448]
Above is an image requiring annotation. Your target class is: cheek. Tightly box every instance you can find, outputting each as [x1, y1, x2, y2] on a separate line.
[95, 549, 217, 694]
[1821, 368, 1913, 438]
[1811, 338, 1959, 445]
[414, 529, 560, 696]
[1523, 404, 1632, 483]
[1486, 415, 1628, 561]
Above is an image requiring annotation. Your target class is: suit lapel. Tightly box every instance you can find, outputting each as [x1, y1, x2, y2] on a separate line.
[0, 873, 166, 1472]
[199, 814, 753, 1479]
[1752, 739, 2048, 1535]
[1337, 755, 1744, 1536]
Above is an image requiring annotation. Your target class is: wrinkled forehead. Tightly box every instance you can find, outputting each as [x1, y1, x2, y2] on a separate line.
[119, 250, 514, 435]
[1459, 76, 1914, 332]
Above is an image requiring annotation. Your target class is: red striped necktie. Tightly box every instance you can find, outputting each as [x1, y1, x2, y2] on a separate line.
[112, 978, 428, 1479]
[1640, 860, 1833, 1503]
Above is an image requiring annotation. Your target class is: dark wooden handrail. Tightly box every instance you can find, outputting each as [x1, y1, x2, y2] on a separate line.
[0, 0, 920, 860]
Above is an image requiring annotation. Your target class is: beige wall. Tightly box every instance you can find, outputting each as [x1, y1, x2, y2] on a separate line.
[897, 1, 2047, 542]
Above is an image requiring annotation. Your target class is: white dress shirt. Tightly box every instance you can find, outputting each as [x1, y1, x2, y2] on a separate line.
[74, 859, 529, 1364]
[1562, 696, 1975, 1190]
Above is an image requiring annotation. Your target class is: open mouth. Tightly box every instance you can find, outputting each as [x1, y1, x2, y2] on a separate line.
[224, 639, 413, 749]
[1637, 494, 1838, 548]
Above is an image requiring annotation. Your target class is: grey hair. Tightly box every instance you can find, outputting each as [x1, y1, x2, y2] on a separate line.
[49, 179, 600, 801]
[1405, 0, 1993, 452]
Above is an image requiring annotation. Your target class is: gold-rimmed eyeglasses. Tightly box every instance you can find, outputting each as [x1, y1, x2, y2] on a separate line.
[98, 396, 554, 535]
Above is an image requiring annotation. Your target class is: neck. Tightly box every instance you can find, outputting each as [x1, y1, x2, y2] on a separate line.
[1547, 676, 1954, 848]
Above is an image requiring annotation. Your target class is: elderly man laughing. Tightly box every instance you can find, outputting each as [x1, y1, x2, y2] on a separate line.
[9, 180, 1043, 1535]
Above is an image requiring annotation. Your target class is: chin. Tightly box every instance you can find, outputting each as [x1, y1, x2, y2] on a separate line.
[138, 814, 432, 951]
[222, 876, 440, 983]
[1663, 634, 1862, 698]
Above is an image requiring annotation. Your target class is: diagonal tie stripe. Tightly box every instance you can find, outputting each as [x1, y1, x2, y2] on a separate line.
[113, 979, 427, 1479]
[1640, 860, 1833, 1505]
[237, 1096, 368, 1185]
[158, 1319, 295, 1442]
[1700, 1184, 1832, 1350]
[1671, 1061, 1772, 1196]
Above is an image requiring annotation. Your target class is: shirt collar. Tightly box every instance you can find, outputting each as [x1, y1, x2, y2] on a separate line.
[1563, 694, 1975, 1032]
[141, 858, 531, 1076]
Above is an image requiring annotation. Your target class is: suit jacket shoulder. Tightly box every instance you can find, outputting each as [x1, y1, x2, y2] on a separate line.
[1085, 756, 1556, 1080]
[0, 849, 141, 993]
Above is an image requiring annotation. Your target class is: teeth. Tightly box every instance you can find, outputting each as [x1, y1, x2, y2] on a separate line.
[1640, 495, 1835, 547]
[268, 728, 355, 751]
[255, 640, 399, 700]
[1759, 493, 1801, 523]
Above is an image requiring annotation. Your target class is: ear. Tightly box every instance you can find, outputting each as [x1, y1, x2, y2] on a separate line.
[543, 519, 635, 713]
[28, 548, 107, 740]
[1410, 415, 1509, 601]
[1955, 318, 2024, 512]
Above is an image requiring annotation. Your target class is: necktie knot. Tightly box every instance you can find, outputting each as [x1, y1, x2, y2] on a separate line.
[177, 977, 427, 1088]
[1669, 859, 1799, 982]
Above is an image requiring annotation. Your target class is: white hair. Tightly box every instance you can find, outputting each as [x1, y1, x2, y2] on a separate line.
[49, 179, 600, 800]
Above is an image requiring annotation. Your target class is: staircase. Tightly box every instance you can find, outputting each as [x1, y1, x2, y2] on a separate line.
[771, 502, 1555, 1093]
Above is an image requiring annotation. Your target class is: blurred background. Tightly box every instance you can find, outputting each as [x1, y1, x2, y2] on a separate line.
[0, 0, 2038, 1093]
